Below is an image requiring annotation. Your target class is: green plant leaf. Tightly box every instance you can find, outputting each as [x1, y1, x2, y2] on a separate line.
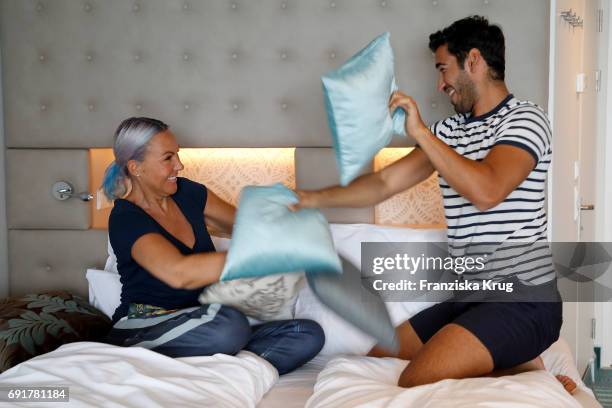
[25, 295, 97, 316]
[19, 329, 36, 355]
[32, 323, 46, 346]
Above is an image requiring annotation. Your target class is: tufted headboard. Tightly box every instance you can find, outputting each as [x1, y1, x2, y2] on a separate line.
[0, 0, 550, 297]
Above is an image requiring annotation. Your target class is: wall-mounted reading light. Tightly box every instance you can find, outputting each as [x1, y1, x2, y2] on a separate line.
[52, 181, 94, 201]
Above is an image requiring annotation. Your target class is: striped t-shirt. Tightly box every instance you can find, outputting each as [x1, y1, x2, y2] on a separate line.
[431, 94, 554, 285]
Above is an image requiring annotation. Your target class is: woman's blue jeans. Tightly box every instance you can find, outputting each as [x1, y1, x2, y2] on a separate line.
[106, 304, 325, 375]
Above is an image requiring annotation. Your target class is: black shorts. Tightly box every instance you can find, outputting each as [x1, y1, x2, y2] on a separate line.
[409, 301, 563, 370]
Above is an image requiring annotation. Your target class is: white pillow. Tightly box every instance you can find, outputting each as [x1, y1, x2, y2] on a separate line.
[104, 235, 118, 274]
[85, 268, 122, 319]
[294, 223, 447, 356]
[541, 338, 593, 396]
[329, 223, 447, 268]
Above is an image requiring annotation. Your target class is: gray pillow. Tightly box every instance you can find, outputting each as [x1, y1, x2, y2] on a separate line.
[306, 256, 398, 352]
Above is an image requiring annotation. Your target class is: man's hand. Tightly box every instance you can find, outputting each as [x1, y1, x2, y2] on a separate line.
[389, 91, 428, 139]
[289, 190, 319, 211]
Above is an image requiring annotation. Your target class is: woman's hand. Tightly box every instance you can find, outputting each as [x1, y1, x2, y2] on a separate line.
[389, 91, 428, 139]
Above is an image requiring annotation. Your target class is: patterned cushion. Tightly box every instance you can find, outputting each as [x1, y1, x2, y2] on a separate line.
[0, 291, 111, 373]
[199, 273, 305, 321]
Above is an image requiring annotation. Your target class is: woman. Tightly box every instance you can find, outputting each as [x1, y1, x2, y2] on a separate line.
[102, 117, 324, 375]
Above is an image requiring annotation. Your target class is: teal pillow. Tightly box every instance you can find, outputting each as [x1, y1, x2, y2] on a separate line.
[221, 184, 342, 281]
[322, 32, 406, 186]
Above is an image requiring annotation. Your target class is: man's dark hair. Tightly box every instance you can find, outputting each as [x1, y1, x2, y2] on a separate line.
[429, 16, 505, 81]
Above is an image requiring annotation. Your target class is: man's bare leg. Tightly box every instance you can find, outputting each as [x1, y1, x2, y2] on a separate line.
[367, 320, 423, 360]
[396, 323, 495, 387]
[369, 321, 576, 394]
[488, 356, 545, 377]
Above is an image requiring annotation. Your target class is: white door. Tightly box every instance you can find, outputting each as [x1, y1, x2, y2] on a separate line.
[550, 0, 608, 375]
[578, 0, 611, 373]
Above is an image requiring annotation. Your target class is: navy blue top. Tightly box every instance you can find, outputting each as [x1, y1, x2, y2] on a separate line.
[109, 177, 216, 323]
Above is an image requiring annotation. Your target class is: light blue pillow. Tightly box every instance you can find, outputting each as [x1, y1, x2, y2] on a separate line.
[221, 184, 342, 281]
[322, 32, 406, 186]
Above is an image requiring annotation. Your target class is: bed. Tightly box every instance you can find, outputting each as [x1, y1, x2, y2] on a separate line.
[0, 221, 602, 407]
[262, 340, 599, 408]
[0, 295, 601, 408]
[0, 148, 603, 407]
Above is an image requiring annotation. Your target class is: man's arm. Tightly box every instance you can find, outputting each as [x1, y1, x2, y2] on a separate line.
[390, 92, 535, 211]
[414, 138, 533, 211]
[297, 147, 434, 208]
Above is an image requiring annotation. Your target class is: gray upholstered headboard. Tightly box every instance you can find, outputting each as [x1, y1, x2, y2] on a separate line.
[0, 0, 550, 297]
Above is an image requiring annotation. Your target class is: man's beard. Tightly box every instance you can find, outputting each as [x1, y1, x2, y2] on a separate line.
[451, 72, 478, 114]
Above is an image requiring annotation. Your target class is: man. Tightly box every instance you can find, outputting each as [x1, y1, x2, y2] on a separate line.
[297, 16, 576, 392]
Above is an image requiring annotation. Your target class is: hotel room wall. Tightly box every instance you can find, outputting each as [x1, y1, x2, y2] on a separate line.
[0, 47, 7, 298]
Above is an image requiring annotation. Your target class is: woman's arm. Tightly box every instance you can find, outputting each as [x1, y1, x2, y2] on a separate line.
[204, 190, 236, 235]
[131, 233, 225, 289]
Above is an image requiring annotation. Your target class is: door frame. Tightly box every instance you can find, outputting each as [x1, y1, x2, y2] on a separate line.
[595, 0, 612, 367]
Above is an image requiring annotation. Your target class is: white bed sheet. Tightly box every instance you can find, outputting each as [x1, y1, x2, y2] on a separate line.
[0, 342, 278, 408]
[259, 339, 600, 408]
[0, 339, 600, 408]
[306, 357, 583, 408]
[259, 355, 332, 408]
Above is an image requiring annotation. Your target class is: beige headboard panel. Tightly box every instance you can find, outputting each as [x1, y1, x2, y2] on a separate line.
[9, 230, 107, 297]
[7, 149, 90, 229]
[374, 148, 445, 226]
[295, 147, 446, 226]
[295, 148, 375, 224]
[0, 1, 550, 149]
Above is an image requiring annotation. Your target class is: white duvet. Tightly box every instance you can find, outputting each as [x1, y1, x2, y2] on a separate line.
[0, 342, 278, 408]
[306, 339, 592, 408]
